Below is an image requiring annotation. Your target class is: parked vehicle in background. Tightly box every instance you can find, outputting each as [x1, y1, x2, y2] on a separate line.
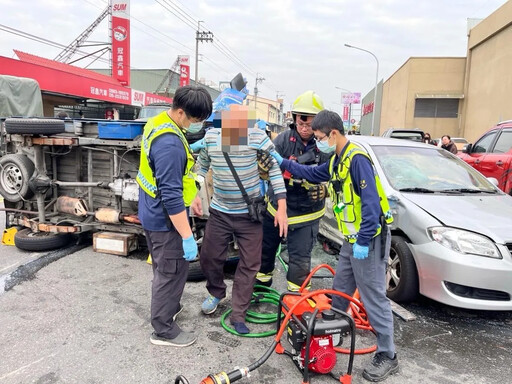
[432, 137, 469, 151]
[452, 137, 469, 151]
[458, 120, 512, 195]
[135, 102, 171, 122]
[319, 136, 512, 310]
[381, 128, 425, 142]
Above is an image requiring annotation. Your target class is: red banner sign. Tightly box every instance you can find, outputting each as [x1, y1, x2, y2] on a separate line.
[112, 0, 130, 86]
[362, 102, 374, 116]
[179, 56, 190, 87]
[343, 105, 349, 121]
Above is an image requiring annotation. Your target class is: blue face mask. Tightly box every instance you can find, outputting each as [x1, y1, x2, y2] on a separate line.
[316, 135, 336, 154]
[187, 121, 203, 134]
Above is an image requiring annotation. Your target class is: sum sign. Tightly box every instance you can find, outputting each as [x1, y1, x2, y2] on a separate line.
[113, 3, 127, 12]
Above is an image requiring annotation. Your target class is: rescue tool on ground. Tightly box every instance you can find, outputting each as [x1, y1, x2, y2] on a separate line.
[173, 264, 384, 384]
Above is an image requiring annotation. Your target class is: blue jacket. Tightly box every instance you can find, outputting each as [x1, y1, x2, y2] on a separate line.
[281, 142, 381, 246]
[138, 134, 187, 231]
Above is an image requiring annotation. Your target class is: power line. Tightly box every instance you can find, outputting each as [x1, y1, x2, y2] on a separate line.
[130, 14, 194, 53]
[154, 0, 282, 95]
[212, 35, 258, 76]
[159, 0, 261, 80]
[169, 0, 201, 21]
[1, 12, 228, 90]
[211, 41, 257, 77]
[200, 55, 233, 78]
[0, 23, 111, 66]
[154, 0, 197, 31]
[162, 0, 198, 28]
[4, 0, 279, 96]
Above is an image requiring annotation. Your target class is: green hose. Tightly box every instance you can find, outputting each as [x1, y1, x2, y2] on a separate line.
[277, 253, 288, 272]
[220, 244, 284, 337]
[220, 285, 282, 337]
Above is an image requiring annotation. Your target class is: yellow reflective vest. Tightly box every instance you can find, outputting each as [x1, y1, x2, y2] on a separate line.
[136, 112, 197, 206]
[327, 142, 393, 243]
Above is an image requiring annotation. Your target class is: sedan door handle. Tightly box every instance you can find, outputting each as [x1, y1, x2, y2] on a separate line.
[496, 160, 503, 166]
[475, 159, 480, 164]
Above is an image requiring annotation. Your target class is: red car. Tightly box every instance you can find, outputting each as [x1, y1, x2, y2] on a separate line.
[459, 120, 512, 195]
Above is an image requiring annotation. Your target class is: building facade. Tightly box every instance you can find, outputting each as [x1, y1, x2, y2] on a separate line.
[245, 95, 283, 126]
[461, 1, 512, 141]
[362, 1, 512, 142]
[379, 57, 465, 139]
[360, 80, 383, 136]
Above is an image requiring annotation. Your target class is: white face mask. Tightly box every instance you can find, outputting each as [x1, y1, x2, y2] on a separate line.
[187, 122, 203, 134]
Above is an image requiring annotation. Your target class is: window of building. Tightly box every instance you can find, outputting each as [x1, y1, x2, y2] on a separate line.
[414, 98, 459, 118]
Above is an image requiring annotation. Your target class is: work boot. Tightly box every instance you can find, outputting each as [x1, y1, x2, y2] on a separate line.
[150, 331, 197, 347]
[201, 294, 223, 315]
[362, 352, 399, 382]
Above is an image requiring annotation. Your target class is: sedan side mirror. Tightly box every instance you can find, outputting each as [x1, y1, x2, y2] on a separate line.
[487, 177, 499, 187]
[462, 143, 472, 153]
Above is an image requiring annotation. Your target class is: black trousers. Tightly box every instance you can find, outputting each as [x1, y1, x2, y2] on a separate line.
[259, 213, 319, 288]
[145, 229, 188, 339]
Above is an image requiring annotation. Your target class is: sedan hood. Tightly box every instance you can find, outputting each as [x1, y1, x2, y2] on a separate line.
[402, 193, 512, 244]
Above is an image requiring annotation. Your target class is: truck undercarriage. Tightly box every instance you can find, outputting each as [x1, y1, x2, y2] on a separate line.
[0, 117, 218, 275]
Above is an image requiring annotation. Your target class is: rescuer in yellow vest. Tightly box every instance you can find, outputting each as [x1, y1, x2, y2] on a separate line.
[268, 110, 399, 382]
[137, 85, 212, 348]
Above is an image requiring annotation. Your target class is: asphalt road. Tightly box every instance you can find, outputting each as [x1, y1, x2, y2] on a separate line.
[0, 232, 511, 383]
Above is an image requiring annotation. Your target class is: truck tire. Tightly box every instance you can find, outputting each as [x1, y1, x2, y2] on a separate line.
[0, 154, 35, 202]
[386, 236, 419, 303]
[187, 260, 205, 282]
[14, 228, 72, 252]
[5, 118, 65, 135]
[186, 257, 240, 282]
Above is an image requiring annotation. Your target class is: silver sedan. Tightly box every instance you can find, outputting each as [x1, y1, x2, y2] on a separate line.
[319, 136, 512, 310]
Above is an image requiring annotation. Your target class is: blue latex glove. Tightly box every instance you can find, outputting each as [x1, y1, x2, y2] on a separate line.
[352, 243, 369, 259]
[190, 138, 205, 152]
[182, 235, 198, 261]
[269, 150, 284, 165]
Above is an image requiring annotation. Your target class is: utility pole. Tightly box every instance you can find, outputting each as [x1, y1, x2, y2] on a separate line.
[195, 21, 213, 84]
[254, 73, 265, 111]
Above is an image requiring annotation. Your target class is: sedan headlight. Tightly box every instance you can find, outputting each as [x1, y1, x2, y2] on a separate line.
[428, 227, 502, 259]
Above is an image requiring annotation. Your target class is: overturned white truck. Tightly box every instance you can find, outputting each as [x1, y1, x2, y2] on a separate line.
[0, 75, 221, 280]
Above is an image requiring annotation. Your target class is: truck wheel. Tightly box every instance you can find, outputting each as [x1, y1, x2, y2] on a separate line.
[186, 258, 240, 282]
[0, 154, 35, 202]
[14, 228, 72, 252]
[187, 260, 205, 282]
[5, 118, 65, 135]
[386, 236, 419, 302]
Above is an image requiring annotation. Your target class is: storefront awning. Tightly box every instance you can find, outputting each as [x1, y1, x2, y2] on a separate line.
[0, 51, 172, 107]
[415, 93, 464, 99]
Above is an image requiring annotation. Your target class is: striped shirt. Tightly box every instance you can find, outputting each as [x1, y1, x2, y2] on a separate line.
[197, 128, 286, 214]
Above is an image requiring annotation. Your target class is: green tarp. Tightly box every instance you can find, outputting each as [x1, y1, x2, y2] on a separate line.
[0, 75, 43, 118]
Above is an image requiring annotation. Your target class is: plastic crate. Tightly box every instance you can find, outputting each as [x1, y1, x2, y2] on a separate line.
[98, 121, 144, 139]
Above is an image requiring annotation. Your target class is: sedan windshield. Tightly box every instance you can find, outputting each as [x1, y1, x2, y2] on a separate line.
[372, 146, 497, 193]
